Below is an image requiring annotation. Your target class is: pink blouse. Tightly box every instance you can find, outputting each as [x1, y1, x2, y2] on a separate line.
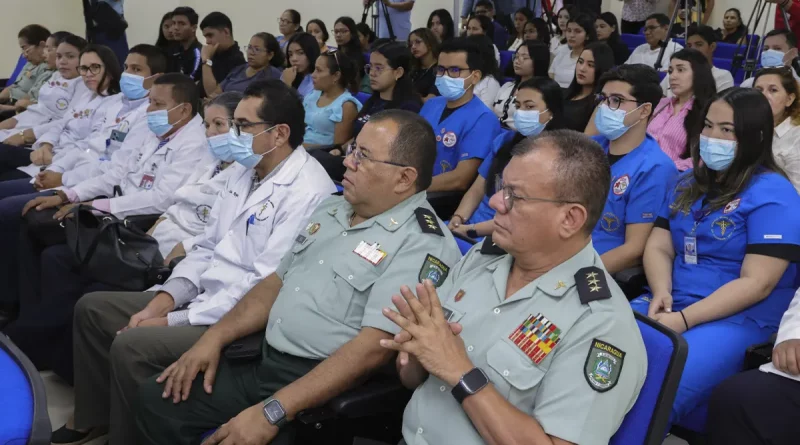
[647, 97, 694, 171]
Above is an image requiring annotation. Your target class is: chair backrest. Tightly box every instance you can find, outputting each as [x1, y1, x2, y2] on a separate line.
[609, 312, 688, 445]
[355, 91, 371, 105]
[0, 333, 51, 445]
[6, 55, 27, 87]
[499, 51, 513, 74]
[621, 33, 647, 51]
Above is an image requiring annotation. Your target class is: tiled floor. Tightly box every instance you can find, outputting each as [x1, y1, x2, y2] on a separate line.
[43, 371, 690, 445]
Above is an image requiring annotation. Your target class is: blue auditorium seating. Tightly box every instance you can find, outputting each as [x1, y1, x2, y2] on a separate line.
[609, 312, 688, 445]
[621, 33, 646, 51]
[0, 333, 51, 445]
[452, 231, 477, 255]
[5, 55, 26, 87]
[355, 91, 371, 104]
[499, 50, 513, 74]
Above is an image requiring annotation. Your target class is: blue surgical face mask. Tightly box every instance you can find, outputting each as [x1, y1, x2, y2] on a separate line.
[513, 109, 549, 137]
[699, 134, 737, 171]
[120, 72, 149, 100]
[207, 133, 234, 162]
[434, 73, 474, 101]
[594, 103, 644, 141]
[229, 125, 278, 169]
[761, 49, 786, 68]
[147, 104, 185, 137]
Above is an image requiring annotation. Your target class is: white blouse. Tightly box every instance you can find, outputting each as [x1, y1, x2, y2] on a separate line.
[492, 81, 518, 129]
[773, 117, 800, 194]
[475, 75, 501, 110]
[508, 38, 524, 52]
[549, 45, 578, 89]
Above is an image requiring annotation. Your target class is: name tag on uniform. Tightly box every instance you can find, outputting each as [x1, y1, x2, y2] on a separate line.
[138, 174, 155, 190]
[109, 129, 128, 143]
[684, 236, 697, 265]
[353, 241, 387, 266]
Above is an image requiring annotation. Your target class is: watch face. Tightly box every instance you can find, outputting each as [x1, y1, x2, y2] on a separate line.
[462, 368, 489, 393]
[264, 400, 285, 423]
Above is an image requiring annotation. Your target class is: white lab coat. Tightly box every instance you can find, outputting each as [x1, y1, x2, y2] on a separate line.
[167, 148, 336, 325]
[0, 73, 83, 141]
[151, 162, 237, 257]
[32, 88, 118, 154]
[761, 288, 800, 382]
[48, 96, 149, 183]
[68, 114, 215, 218]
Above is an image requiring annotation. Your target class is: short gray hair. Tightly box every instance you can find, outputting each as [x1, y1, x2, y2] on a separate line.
[511, 130, 610, 235]
[368, 109, 436, 192]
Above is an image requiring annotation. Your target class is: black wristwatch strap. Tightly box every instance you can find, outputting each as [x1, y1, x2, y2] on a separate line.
[451, 367, 489, 404]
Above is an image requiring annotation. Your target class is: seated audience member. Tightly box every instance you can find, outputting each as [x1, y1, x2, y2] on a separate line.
[197, 12, 246, 98]
[0, 25, 52, 106]
[0, 44, 122, 181]
[356, 23, 376, 52]
[306, 19, 330, 54]
[218, 33, 284, 94]
[507, 7, 534, 52]
[332, 16, 366, 88]
[47, 81, 336, 445]
[167, 7, 202, 80]
[668, 0, 714, 28]
[550, 13, 596, 89]
[550, 6, 575, 55]
[396, 130, 647, 445]
[1, 74, 215, 374]
[626, 13, 684, 71]
[282, 33, 320, 98]
[648, 49, 716, 171]
[492, 40, 549, 129]
[590, 65, 678, 273]
[660, 25, 734, 96]
[0, 34, 87, 141]
[466, 15, 500, 64]
[631, 87, 800, 425]
[409, 28, 441, 101]
[596, 12, 631, 66]
[156, 12, 175, 50]
[303, 52, 362, 148]
[755, 67, 800, 194]
[741, 29, 800, 88]
[419, 37, 500, 193]
[707, 288, 800, 445]
[564, 42, 614, 132]
[450, 77, 566, 239]
[133, 110, 461, 445]
[467, 35, 501, 108]
[428, 9, 455, 43]
[277, 9, 302, 52]
[523, 18, 551, 48]
[473, 0, 510, 50]
[715, 8, 747, 44]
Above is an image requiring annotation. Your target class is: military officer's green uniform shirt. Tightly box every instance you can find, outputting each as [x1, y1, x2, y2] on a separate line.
[267, 192, 462, 360]
[402, 239, 647, 445]
[9, 62, 52, 101]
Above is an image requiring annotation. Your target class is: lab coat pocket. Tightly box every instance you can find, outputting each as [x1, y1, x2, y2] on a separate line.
[486, 338, 546, 403]
[330, 262, 379, 327]
[244, 223, 271, 262]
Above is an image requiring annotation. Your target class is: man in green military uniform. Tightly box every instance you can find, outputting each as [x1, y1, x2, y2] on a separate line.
[134, 109, 462, 445]
[381, 130, 647, 445]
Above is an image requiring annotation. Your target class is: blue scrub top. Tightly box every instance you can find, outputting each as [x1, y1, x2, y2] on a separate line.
[654, 171, 800, 328]
[469, 129, 517, 224]
[419, 96, 499, 176]
[591, 134, 679, 255]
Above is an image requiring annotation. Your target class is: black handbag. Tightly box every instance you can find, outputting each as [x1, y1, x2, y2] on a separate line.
[63, 205, 171, 291]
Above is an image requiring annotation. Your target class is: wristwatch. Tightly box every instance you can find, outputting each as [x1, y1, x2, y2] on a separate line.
[204, 59, 213, 67]
[451, 368, 489, 404]
[262, 398, 288, 428]
[466, 226, 478, 239]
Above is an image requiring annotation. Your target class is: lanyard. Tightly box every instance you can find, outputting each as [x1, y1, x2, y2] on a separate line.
[499, 82, 519, 124]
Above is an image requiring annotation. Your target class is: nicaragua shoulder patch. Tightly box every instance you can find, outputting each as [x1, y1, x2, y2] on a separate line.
[418, 254, 450, 287]
[584, 339, 626, 393]
[414, 207, 444, 236]
[479, 234, 507, 255]
[575, 266, 612, 305]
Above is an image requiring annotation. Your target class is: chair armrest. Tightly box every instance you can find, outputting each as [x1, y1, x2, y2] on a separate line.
[426, 191, 465, 221]
[452, 231, 477, 244]
[613, 267, 647, 301]
[614, 267, 644, 284]
[744, 337, 777, 371]
[125, 214, 161, 231]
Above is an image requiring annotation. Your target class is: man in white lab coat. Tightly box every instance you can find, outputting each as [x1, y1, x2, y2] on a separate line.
[47, 79, 335, 445]
[707, 286, 800, 444]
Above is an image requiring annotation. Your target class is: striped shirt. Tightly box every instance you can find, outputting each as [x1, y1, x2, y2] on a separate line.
[647, 97, 694, 171]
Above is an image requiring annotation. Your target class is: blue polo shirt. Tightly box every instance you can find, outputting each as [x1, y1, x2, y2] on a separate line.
[419, 96, 499, 176]
[591, 134, 678, 255]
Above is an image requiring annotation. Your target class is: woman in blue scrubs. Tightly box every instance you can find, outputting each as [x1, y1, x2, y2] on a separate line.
[447, 77, 566, 240]
[630, 87, 800, 425]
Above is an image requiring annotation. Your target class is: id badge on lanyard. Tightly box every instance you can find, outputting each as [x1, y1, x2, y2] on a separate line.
[684, 208, 708, 265]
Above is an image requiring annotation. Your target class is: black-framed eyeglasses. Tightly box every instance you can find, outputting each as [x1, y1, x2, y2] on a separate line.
[345, 143, 409, 168]
[643, 25, 662, 32]
[595, 93, 640, 111]
[495, 176, 581, 211]
[435, 66, 471, 78]
[78, 64, 103, 75]
[230, 119, 274, 137]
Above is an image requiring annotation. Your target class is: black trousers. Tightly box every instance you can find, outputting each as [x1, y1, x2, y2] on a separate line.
[622, 20, 646, 35]
[0, 143, 33, 181]
[707, 369, 800, 445]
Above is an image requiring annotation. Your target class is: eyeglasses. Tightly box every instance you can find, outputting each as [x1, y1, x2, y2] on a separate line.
[364, 64, 392, 76]
[333, 29, 350, 36]
[345, 143, 409, 168]
[20, 45, 33, 54]
[495, 176, 581, 211]
[243, 45, 267, 54]
[595, 93, 640, 111]
[436, 66, 471, 78]
[326, 48, 341, 69]
[78, 64, 103, 75]
[644, 25, 662, 32]
[229, 119, 274, 137]
[277, 18, 293, 25]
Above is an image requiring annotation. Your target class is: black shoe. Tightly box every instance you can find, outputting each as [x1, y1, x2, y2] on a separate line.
[50, 424, 104, 445]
